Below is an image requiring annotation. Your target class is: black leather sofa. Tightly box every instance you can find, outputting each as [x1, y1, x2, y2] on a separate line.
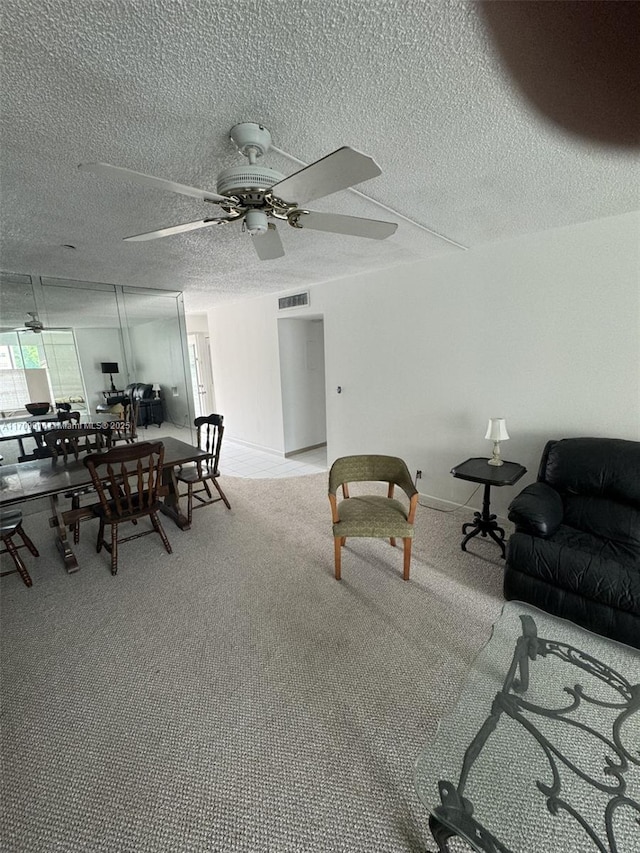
[505, 437, 640, 649]
[125, 383, 163, 428]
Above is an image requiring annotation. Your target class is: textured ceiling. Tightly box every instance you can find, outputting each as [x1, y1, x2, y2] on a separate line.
[1, 0, 638, 313]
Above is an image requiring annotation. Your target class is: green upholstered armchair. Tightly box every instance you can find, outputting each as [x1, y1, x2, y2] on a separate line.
[328, 455, 419, 581]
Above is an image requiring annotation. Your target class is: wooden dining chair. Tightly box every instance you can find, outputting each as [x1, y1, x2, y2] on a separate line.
[44, 426, 114, 544]
[83, 441, 172, 575]
[328, 455, 419, 581]
[0, 509, 39, 587]
[19, 411, 82, 462]
[176, 414, 231, 524]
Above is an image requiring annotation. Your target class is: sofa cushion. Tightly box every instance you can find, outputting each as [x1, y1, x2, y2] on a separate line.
[542, 437, 640, 504]
[507, 526, 640, 615]
[562, 493, 640, 555]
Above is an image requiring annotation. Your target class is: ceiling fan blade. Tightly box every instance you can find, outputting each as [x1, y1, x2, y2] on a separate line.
[270, 147, 382, 205]
[78, 162, 235, 205]
[124, 217, 234, 242]
[291, 210, 397, 240]
[251, 223, 285, 261]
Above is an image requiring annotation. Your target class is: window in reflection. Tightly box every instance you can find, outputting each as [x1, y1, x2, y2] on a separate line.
[0, 329, 87, 416]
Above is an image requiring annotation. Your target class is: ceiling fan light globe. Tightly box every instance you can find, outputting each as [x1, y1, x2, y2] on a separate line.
[245, 210, 269, 236]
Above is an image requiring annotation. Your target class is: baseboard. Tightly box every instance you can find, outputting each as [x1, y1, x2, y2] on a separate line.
[285, 442, 327, 458]
[417, 490, 509, 524]
[226, 437, 285, 458]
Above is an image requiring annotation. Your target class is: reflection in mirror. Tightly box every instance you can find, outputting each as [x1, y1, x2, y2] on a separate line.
[0, 274, 195, 448]
[40, 279, 128, 413]
[120, 287, 193, 433]
[0, 273, 38, 331]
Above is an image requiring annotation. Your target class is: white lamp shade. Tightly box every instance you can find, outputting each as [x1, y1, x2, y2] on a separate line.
[152, 383, 161, 392]
[485, 418, 509, 441]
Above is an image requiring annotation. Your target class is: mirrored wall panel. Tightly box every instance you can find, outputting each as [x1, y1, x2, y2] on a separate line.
[0, 273, 194, 440]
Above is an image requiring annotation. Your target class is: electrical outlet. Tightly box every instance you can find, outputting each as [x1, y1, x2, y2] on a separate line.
[416, 470, 422, 480]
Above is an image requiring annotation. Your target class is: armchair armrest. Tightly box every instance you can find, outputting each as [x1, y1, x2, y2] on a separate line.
[507, 482, 563, 538]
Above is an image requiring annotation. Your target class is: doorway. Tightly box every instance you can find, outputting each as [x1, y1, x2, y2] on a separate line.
[277, 317, 327, 456]
[187, 333, 215, 419]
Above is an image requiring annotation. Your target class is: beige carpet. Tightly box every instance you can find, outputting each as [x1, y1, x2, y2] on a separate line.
[0, 473, 507, 852]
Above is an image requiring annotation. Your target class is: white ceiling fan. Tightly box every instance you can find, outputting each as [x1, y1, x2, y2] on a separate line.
[0, 312, 45, 334]
[78, 122, 398, 261]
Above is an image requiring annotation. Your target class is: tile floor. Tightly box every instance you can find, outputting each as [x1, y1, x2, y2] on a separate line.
[146, 422, 327, 479]
[0, 418, 327, 480]
[221, 440, 327, 478]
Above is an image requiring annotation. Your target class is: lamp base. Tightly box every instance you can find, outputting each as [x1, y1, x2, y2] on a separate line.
[487, 440, 504, 466]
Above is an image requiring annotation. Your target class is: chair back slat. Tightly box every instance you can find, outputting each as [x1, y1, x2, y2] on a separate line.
[84, 441, 165, 521]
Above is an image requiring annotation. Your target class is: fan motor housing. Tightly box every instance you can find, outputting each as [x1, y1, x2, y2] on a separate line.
[216, 165, 285, 202]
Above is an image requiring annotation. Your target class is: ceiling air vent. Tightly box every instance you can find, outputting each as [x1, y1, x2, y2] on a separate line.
[278, 291, 309, 311]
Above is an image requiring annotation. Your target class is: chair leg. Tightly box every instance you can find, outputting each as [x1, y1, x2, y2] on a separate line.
[110, 524, 118, 575]
[72, 495, 80, 544]
[187, 484, 194, 525]
[212, 478, 231, 509]
[341, 536, 347, 546]
[402, 537, 412, 581]
[3, 535, 33, 588]
[96, 517, 105, 553]
[202, 480, 213, 499]
[390, 537, 396, 547]
[334, 537, 342, 581]
[150, 512, 172, 554]
[16, 523, 39, 557]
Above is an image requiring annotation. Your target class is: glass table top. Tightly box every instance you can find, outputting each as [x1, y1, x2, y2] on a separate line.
[414, 601, 640, 853]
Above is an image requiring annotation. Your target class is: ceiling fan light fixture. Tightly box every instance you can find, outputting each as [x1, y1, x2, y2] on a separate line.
[245, 210, 269, 236]
[216, 164, 285, 199]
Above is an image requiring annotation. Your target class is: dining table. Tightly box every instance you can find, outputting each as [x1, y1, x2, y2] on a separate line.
[0, 436, 211, 573]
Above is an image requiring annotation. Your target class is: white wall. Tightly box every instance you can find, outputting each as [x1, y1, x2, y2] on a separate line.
[129, 318, 192, 426]
[278, 318, 327, 453]
[209, 296, 286, 453]
[208, 211, 640, 515]
[74, 326, 125, 413]
[186, 313, 210, 335]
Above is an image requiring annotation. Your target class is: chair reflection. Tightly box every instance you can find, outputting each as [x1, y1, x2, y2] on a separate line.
[18, 411, 81, 462]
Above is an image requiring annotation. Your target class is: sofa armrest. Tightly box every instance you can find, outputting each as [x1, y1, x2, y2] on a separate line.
[508, 482, 563, 538]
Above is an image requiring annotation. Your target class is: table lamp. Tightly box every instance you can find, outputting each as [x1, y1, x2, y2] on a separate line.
[486, 417, 509, 466]
[152, 383, 161, 399]
[101, 362, 119, 393]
